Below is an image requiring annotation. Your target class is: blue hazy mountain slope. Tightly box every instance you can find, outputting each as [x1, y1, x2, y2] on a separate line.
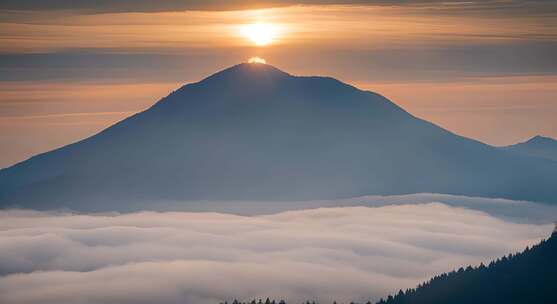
[1, 63, 556, 211]
[501, 135, 557, 162]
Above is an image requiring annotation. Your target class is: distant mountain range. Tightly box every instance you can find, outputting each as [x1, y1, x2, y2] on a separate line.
[377, 229, 557, 304]
[1, 63, 557, 211]
[501, 135, 557, 162]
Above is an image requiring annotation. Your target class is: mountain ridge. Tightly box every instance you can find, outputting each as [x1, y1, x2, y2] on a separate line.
[501, 135, 557, 162]
[1, 62, 557, 211]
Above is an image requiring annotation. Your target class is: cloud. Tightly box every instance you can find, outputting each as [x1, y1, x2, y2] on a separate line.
[3, 41, 557, 83]
[0, 0, 555, 16]
[119, 193, 557, 225]
[0, 203, 552, 304]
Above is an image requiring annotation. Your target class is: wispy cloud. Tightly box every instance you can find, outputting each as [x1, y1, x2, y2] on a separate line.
[1, 1, 556, 16]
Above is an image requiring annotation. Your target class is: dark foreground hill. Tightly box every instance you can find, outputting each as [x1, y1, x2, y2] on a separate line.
[1, 62, 557, 211]
[377, 229, 557, 304]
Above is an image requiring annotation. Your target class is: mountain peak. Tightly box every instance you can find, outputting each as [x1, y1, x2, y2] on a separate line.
[501, 135, 557, 162]
[526, 135, 556, 145]
[201, 62, 290, 84]
[3, 63, 557, 211]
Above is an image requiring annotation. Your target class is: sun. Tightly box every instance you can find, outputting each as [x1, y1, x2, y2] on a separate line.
[248, 57, 266, 64]
[241, 23, 278, 46]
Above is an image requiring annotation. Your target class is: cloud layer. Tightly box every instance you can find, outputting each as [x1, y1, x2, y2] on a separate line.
[1, 0, 555, 15]
[121, 193, 557, 225]
[0, 203, 552, 304]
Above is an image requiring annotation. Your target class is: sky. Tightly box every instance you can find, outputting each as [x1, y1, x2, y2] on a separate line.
[1, 0, 556, 168]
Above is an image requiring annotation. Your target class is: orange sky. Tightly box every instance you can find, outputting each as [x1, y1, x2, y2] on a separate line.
[0, 3, 556, 167]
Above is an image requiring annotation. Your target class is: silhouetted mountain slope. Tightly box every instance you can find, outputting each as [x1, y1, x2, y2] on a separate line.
[377, 230, 557, 304]
[1, 63, 557, 211]
[501, 135, 557, 162]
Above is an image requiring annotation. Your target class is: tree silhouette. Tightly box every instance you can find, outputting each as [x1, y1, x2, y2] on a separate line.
[376, 231, 557, 304]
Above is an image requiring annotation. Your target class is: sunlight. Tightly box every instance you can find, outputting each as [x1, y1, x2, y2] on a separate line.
[248, 57, 266, 64]
[241, 22, 278, 46]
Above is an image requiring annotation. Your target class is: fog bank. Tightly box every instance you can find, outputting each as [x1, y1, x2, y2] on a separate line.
[0, 203, 552, 304]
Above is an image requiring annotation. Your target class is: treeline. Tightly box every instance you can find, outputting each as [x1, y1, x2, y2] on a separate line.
[220, 299, 365, 304]
[377, 230, 557, 304]
[222, 231, 557, 304]
[220, 299, 286, 304]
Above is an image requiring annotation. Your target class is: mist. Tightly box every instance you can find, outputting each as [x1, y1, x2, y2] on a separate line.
[0, 202, 552, 304]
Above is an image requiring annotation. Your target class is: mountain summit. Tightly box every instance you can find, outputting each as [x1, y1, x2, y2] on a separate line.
[1, 63, 557, 211]
[501, 135, 557, 162]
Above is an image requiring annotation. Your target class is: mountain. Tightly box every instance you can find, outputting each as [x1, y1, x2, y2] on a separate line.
[501, 135, 557, 162]
[1, 62, 557, 211]
[377, 230, 557, 304]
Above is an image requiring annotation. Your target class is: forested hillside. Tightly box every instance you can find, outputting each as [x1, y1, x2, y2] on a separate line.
[377, 230, 557, 304]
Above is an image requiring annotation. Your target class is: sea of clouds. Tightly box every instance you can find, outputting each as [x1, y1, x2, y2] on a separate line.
[0, 199, 554, 304]
[146, 193, 557, 224]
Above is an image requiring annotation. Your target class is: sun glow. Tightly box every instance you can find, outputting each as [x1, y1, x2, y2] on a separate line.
[248, 57, 266, 64]
[241, 23, 278, 46]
